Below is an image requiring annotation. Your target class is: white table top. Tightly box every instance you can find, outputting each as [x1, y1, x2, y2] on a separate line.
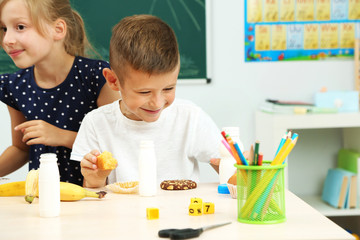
[0, 183, 354, 240]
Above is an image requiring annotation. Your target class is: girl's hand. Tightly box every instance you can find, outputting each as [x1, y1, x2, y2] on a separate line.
[80, 150, 111, 188]
[14, 120, 76, 148]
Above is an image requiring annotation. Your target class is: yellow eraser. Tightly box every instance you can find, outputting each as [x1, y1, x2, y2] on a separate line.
[146, 208, 159, 220]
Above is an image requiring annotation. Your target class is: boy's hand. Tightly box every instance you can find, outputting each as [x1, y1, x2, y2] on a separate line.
[80, 150, 112, 188]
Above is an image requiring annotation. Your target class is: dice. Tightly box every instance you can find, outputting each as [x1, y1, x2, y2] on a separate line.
[188, 198, 215, 215]
[191, 197, 203, 205]
[146, 208, 159, 220]
[203, 202, 215, 214]
[189, 203, 203, 216]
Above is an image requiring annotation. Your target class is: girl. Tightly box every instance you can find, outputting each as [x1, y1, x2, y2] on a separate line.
[0, 0, 120, 185]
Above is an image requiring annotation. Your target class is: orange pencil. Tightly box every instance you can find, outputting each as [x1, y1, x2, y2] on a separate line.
[227, 138, 241, 165]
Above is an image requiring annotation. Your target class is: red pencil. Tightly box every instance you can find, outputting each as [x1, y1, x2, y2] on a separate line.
[258, 153, 263, 166]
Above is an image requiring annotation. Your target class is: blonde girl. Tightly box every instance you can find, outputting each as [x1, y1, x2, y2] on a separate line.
[0, 0, 119, 185]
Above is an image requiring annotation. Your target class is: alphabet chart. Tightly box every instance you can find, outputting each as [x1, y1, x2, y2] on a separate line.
[245, 0, 360, 62]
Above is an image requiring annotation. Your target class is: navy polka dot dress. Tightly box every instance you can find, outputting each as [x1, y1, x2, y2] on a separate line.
[0, 56, 109, 186]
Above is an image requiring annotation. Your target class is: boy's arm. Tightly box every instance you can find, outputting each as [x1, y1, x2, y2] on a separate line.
[210, 158, 220, 174]
[0, 106, 29, 176]
[80, 150, 111, 188]
[71, 112, 111, 188]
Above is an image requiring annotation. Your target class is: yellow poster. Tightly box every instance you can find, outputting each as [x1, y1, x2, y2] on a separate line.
[349, 0, 360, 20]
[316, 0, 330, 20]
[247, 0, 262, 22]
[255, 25, 271, 50]
[264, 0, 279, 22]
[304, 24, 319, 49]
[319, 24, 338, 49]
[296, 0, 315, 21]
[339, 23, 355, 48]
[271, 25, 287, 50]
[280, 0, 295, 21]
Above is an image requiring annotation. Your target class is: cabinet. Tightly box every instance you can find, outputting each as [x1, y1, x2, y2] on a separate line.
[255, 111, 360, 217]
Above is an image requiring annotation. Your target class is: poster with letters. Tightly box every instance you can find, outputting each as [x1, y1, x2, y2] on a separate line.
[245, 0, 360, 62]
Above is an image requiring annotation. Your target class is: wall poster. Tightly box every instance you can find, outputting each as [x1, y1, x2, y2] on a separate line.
[245, 0, 360, 62]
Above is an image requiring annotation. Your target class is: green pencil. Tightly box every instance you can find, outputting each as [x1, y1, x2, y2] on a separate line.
[254, 140, 260, 165]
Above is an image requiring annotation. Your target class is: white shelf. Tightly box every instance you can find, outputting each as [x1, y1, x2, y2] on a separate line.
[255, 111, 360, 217]
[256, 111, 360, 166]
[301, 195, 360, 217]
[256, 111, 360, 130]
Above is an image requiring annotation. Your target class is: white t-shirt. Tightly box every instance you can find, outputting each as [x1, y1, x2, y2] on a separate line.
[70, 99, 223, 183]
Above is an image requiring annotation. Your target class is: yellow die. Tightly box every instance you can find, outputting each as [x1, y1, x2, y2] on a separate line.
[190, 197, 203, 205]
[203, 202, 215, 214]
[146, 208, 159, 220]
[189, 203, 202, 216]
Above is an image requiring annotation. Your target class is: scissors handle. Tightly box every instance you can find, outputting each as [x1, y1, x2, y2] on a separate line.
[158, 228, 202, 239]
[158, 229, 177, 238]
[170, 228, 203, 239]
[158, 221, 231, 239]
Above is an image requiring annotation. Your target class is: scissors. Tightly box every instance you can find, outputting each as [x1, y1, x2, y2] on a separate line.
[158, 221, 232, 239]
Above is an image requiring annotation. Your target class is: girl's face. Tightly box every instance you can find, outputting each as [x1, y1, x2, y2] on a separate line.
[118, 64, 179, 123]
[0, 0, 55, 69]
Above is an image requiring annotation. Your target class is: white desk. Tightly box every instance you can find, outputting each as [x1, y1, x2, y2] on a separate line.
[0, 183, 354, 240]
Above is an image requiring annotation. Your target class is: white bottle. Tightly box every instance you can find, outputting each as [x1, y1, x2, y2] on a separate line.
[138, 140, 157, 197]
[222, 126, 244, 151]
[39, 153, 60, 217]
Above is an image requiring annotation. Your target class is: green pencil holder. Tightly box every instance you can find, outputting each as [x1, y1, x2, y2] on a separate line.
[236, 161, 286, 224]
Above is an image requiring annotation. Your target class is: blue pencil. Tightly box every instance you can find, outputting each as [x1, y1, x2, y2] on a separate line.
[291, 133, 298, 140]
[274, 133, 287, 158]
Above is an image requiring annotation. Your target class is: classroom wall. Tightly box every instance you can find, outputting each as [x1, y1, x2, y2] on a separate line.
[1, 0, 355, 187]
[175, 0, 354, 187]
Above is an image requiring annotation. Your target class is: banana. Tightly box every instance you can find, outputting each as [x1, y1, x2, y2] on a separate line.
[25, 169, 39, 203]
[0, 170, 107, 203]
[0, 181, 25, 196]
[59, 182, 106, 201]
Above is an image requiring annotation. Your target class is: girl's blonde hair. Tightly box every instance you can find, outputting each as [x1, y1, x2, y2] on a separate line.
[0, 0, 95, 57]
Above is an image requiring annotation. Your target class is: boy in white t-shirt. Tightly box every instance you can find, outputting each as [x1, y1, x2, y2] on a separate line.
[70, 15, 223, 188]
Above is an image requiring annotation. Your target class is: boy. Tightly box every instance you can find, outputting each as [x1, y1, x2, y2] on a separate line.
[70, 15, 223, 188]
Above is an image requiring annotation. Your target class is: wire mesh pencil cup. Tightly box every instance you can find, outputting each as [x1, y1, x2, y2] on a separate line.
[236, 161, 286, 224]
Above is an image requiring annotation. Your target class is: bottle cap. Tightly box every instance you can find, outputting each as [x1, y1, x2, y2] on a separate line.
[217, 184, 230, 194]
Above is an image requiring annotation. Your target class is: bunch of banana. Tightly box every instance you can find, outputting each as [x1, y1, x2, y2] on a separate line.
[0, 169, 106, 203]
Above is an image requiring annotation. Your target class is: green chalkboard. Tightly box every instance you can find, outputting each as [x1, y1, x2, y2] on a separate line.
[0, 0, 209, 82]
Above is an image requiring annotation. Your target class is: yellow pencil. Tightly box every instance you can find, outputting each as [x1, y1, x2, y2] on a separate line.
[272, 137, 297, 166]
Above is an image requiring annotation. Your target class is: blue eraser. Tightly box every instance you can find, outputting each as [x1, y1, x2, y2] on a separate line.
[218, 184, 230, 194]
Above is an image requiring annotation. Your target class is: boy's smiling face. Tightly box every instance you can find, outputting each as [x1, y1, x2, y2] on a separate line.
[116, 64, 179, 122]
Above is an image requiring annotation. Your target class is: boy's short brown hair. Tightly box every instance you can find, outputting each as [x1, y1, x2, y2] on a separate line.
[109, 15, 179, 84]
